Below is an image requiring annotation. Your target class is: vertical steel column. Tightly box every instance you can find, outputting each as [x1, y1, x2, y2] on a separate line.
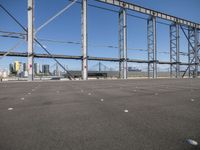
[147, 16, 157, 78]
[118, 8, 127, 79]
[27, 0, 34, 81]
[82, 0, 88, 80]
[188, 27, 196, 78]
[170, 23, 180, 78]
[194, 28, 199, 77]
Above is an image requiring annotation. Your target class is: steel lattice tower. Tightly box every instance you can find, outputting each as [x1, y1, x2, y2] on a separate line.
[170, 23, 180, 78]
[188, 27, 197, 78]
[147, 16, 157, 78]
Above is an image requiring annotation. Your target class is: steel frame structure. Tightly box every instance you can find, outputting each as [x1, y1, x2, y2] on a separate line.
[96, 0, 200, 29]
[0, 0, 200, 80]
[170, 23, 180, 78]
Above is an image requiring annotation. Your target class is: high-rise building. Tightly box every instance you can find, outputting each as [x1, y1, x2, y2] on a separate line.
[34, 63, 40, 74]
[42, 65, 50, 74]
[14, 61, 21, 72]
[23, 63, 27, 72]
[9, 63, 14, 74]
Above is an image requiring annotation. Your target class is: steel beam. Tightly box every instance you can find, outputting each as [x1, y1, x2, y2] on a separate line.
[95, 0, 200, 29]
[0, 51, 194, 65]
[82, 0, 88, 80]
[27, 0, 34, 81]
[170, 23, 180, 78]
[119, 8, 127, 79]
[147, 16, 157, 78]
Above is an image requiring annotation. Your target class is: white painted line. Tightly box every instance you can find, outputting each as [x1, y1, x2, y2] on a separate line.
[21, 97, 25, 100]
[186, 139, 198, 146]
[124, 109, 128, 113]
[100, 99, 104, 102]
[8, 108, 13, 111]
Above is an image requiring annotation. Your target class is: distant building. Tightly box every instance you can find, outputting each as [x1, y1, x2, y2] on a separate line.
[128, 67, 142, 72]
[0, 69, 8, 78]
[9, 63, 14, 74]
[20, 71, 28, 77]
[14, 61, 21, 72]
[42, 65, 50, 75]
[23, 63, 27, 72]
[34, 63, 40, 75]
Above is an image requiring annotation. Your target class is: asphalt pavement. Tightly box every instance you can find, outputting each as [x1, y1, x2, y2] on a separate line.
[0, 78, 200, 150]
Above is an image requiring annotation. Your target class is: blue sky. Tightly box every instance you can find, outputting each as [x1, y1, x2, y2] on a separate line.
[0, 0, 200, 72]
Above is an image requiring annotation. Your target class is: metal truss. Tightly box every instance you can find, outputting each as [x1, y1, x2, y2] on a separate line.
[96, 0, 200, 29]
[1, 0, 200, 80]
[119, 8, 127, 79]
[188, 27, 199, 78]
[170, 23, 180, 78]
[147, 16, 157, 78]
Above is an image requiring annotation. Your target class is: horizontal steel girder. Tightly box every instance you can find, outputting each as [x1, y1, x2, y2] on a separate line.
[0, 51, 192, 65]
[95, 0, 200, 29]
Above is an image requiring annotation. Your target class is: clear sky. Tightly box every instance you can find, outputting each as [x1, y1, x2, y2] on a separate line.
[0, 0, 200, 72]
